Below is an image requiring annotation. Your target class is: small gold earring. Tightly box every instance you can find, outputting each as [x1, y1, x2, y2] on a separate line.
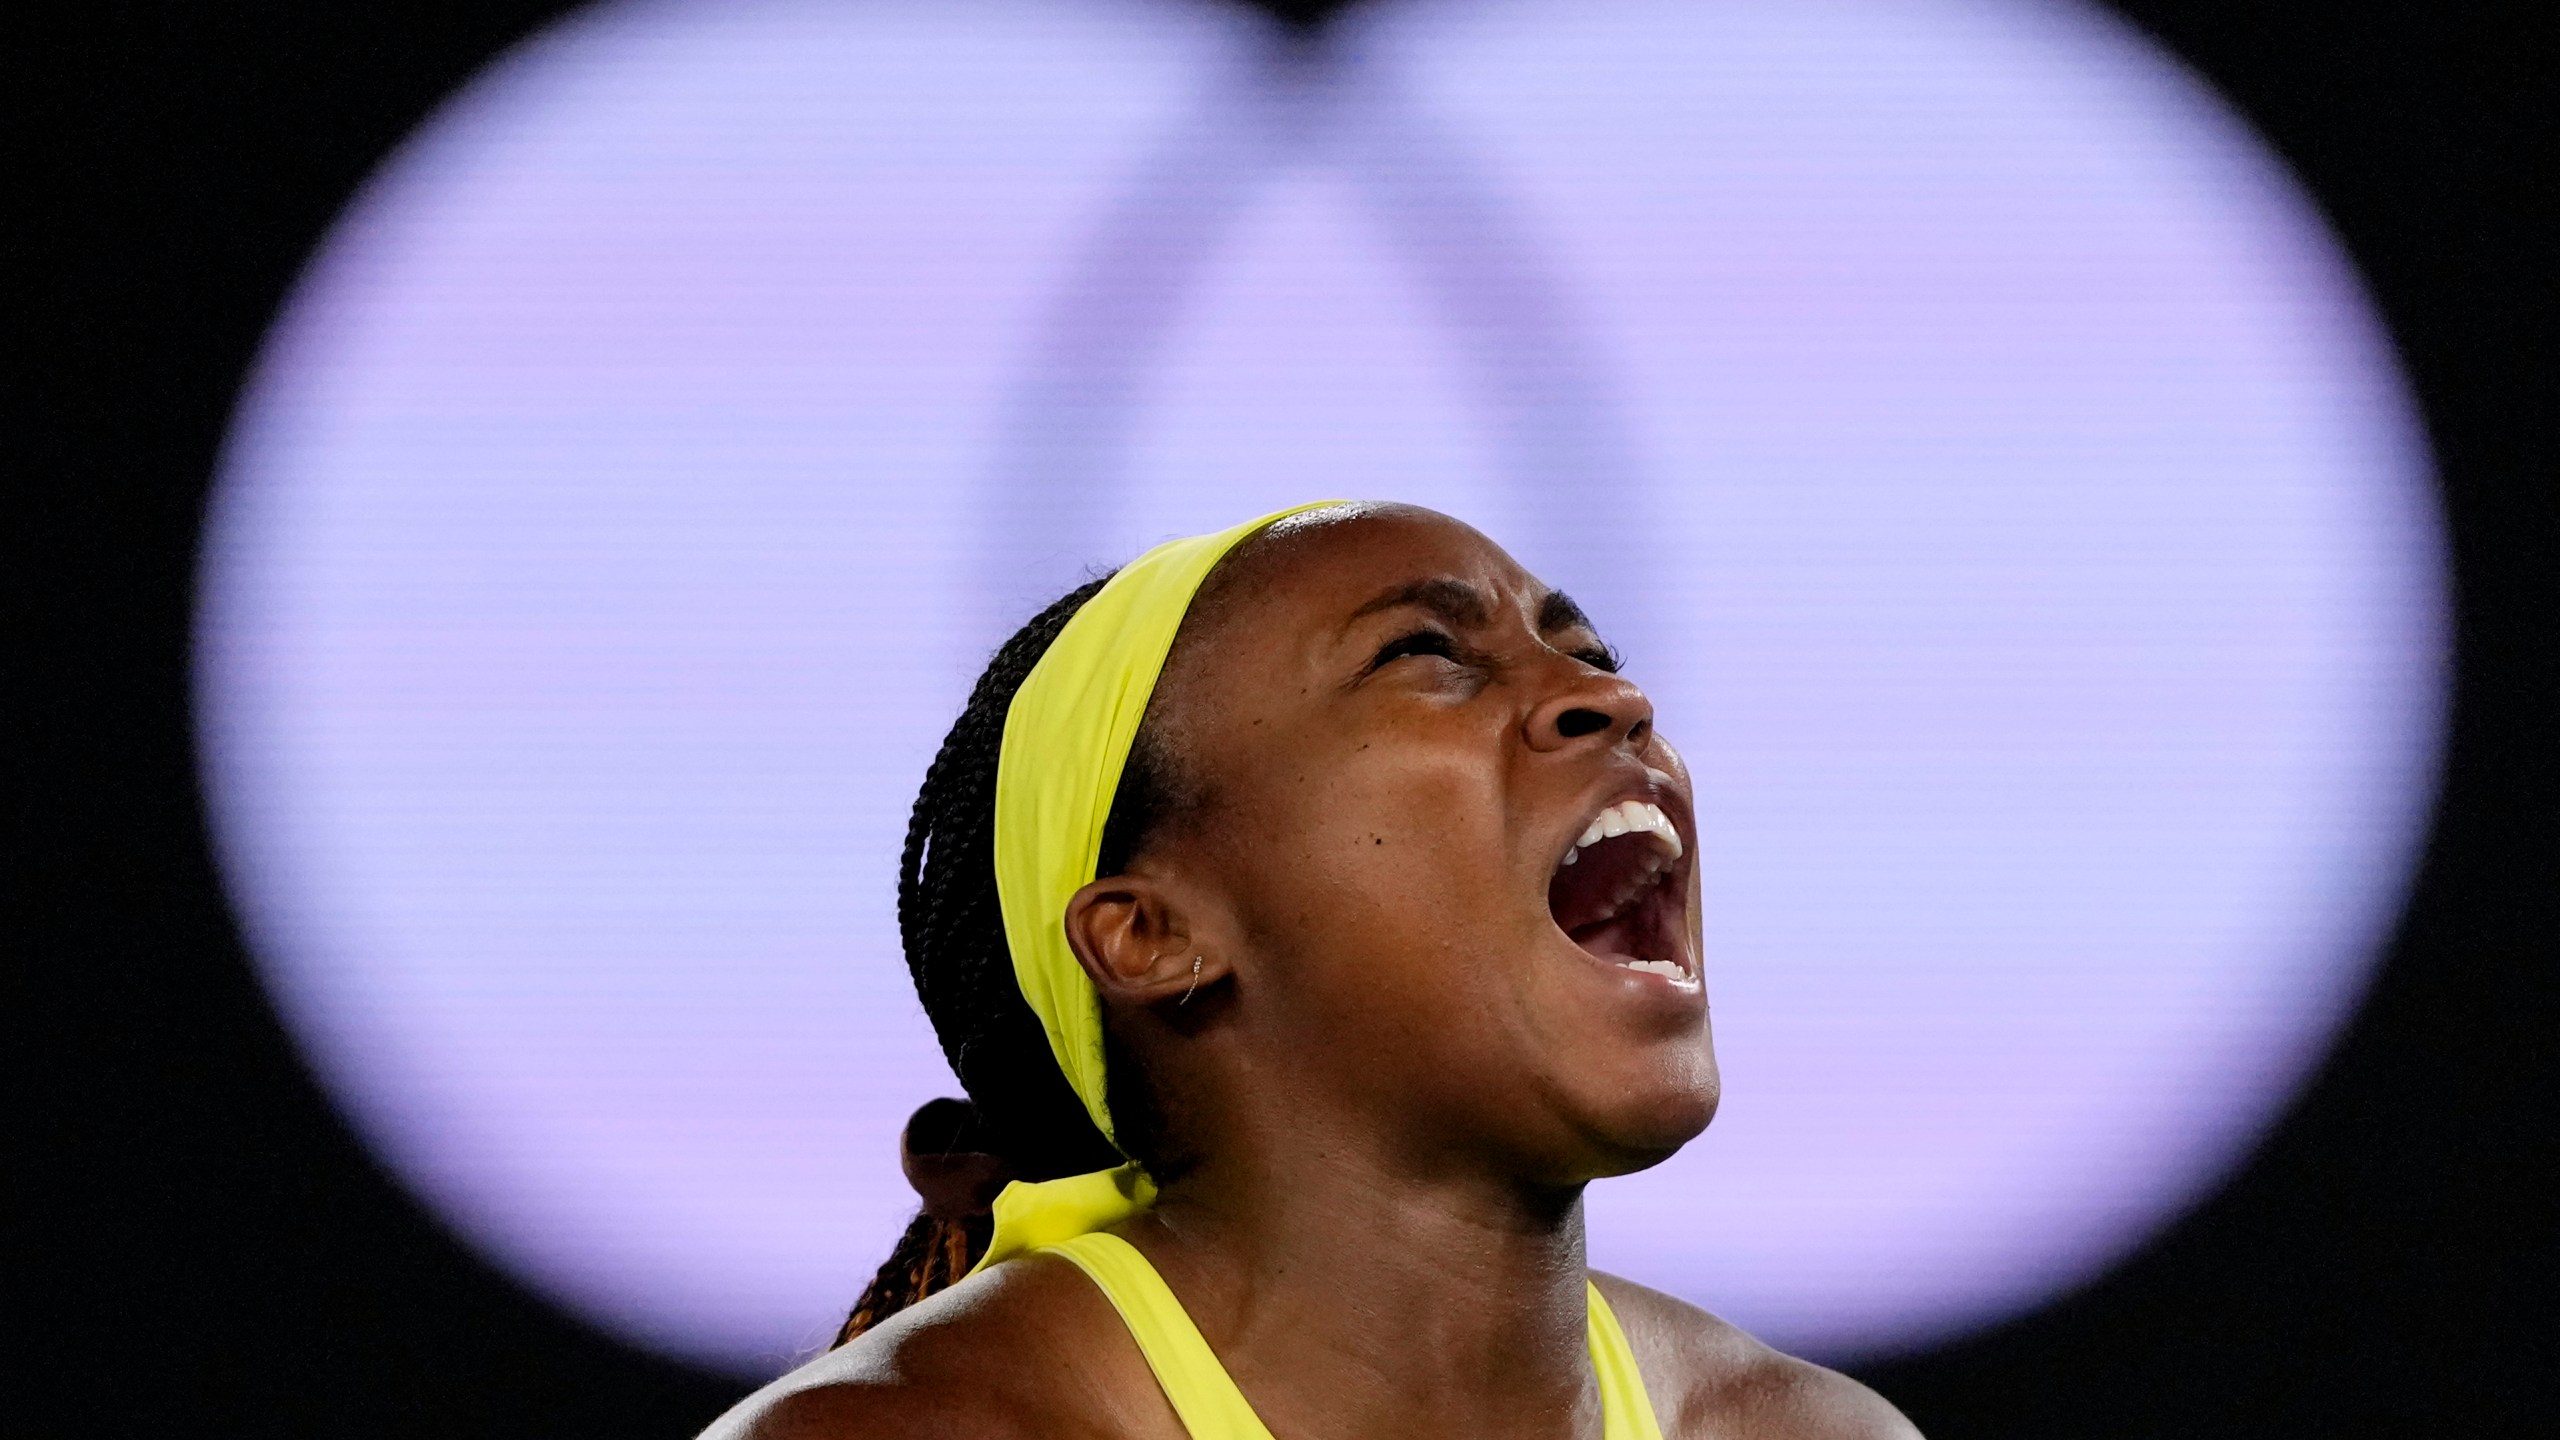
[1178, 955, 1204, 1006]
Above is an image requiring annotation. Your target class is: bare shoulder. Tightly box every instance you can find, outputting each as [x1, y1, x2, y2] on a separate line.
[1592, 1272, 1922, 1440]
[696, 1257, 1179, 1440]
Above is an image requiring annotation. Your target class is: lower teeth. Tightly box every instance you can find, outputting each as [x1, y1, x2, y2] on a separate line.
[1621, 959, 1687, 980]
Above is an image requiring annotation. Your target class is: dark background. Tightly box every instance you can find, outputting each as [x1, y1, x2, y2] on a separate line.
[11, 1, 2554, 1435]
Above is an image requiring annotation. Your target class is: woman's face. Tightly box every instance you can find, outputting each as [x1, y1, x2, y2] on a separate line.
[1143, 504, 1715, 1185]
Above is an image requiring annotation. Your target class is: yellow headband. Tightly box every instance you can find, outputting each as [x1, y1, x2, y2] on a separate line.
[994, 501, 1343, 1147]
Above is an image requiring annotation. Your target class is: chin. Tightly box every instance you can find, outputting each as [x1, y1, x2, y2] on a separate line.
[1569, 1059, 1721, 1180]
[1603, 1091, 1719, 1176]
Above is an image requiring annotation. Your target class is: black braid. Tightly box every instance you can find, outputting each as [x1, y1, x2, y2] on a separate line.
[836, 573, 1189, 1342]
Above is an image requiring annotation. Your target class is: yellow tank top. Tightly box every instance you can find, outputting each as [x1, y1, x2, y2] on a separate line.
[1040, 1231, 1667, 1440]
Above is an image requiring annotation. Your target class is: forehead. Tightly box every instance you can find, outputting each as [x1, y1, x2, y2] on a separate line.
[1211, 505, 1541, 630]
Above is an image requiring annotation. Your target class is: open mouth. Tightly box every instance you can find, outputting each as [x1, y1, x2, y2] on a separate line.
[1547, 798, 1694, 983]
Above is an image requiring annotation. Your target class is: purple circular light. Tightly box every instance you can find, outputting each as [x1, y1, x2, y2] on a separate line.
[200, 0, 2442, 1372]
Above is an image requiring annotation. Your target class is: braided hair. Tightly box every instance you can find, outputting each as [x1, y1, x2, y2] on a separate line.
[833, 573, 1192, 1344]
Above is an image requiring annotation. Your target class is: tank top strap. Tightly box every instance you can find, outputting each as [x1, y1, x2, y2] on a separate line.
[1043, 1232, 1278, 1440]
[1584, 1279, 1669, 1440]
[1040, 1233, 1667, 1440]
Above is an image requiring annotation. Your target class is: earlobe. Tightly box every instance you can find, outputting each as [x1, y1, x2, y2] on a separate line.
[1063, 873, 1218, 1004]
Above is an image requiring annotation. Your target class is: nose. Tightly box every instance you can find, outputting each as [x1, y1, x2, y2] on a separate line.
[1524, 664, 1653, 753]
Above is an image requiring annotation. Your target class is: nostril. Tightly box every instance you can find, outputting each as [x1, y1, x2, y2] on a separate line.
[1555, 707, 1612, 739]
[1628, 717, 1650, 745]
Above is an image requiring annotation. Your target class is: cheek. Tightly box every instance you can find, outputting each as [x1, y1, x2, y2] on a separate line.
[1242, 746, 1514, 933]
[1214, 749, 1530, 1052]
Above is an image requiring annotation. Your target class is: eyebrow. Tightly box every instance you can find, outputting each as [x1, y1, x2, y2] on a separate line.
[1537, 589, 1594, 635]
[1347, 577, 1494, 630]
[1344, 578, 1597, 635]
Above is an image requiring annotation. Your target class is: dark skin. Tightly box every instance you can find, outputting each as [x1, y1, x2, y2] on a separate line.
[707, 505, 1918, 1439]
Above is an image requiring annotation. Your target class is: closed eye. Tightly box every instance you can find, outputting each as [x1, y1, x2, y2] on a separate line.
[1572, 642, 1625, 675]
[1370, 628, 1462, 670]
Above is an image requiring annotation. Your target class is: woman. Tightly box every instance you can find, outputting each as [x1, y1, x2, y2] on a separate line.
[705, 501, 1918, 1439]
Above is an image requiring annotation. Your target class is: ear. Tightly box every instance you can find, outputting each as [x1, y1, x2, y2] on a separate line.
[1063, 871, 1219, 1005]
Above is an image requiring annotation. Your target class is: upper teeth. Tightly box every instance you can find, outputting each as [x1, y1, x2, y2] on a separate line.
[1560, 800, 1684, 866]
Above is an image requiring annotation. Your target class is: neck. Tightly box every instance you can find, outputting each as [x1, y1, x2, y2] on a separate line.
[1130, 1118, 1600, 1440]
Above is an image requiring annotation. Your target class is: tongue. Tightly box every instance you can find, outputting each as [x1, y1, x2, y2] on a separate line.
[1566, 910, 1645, 961]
